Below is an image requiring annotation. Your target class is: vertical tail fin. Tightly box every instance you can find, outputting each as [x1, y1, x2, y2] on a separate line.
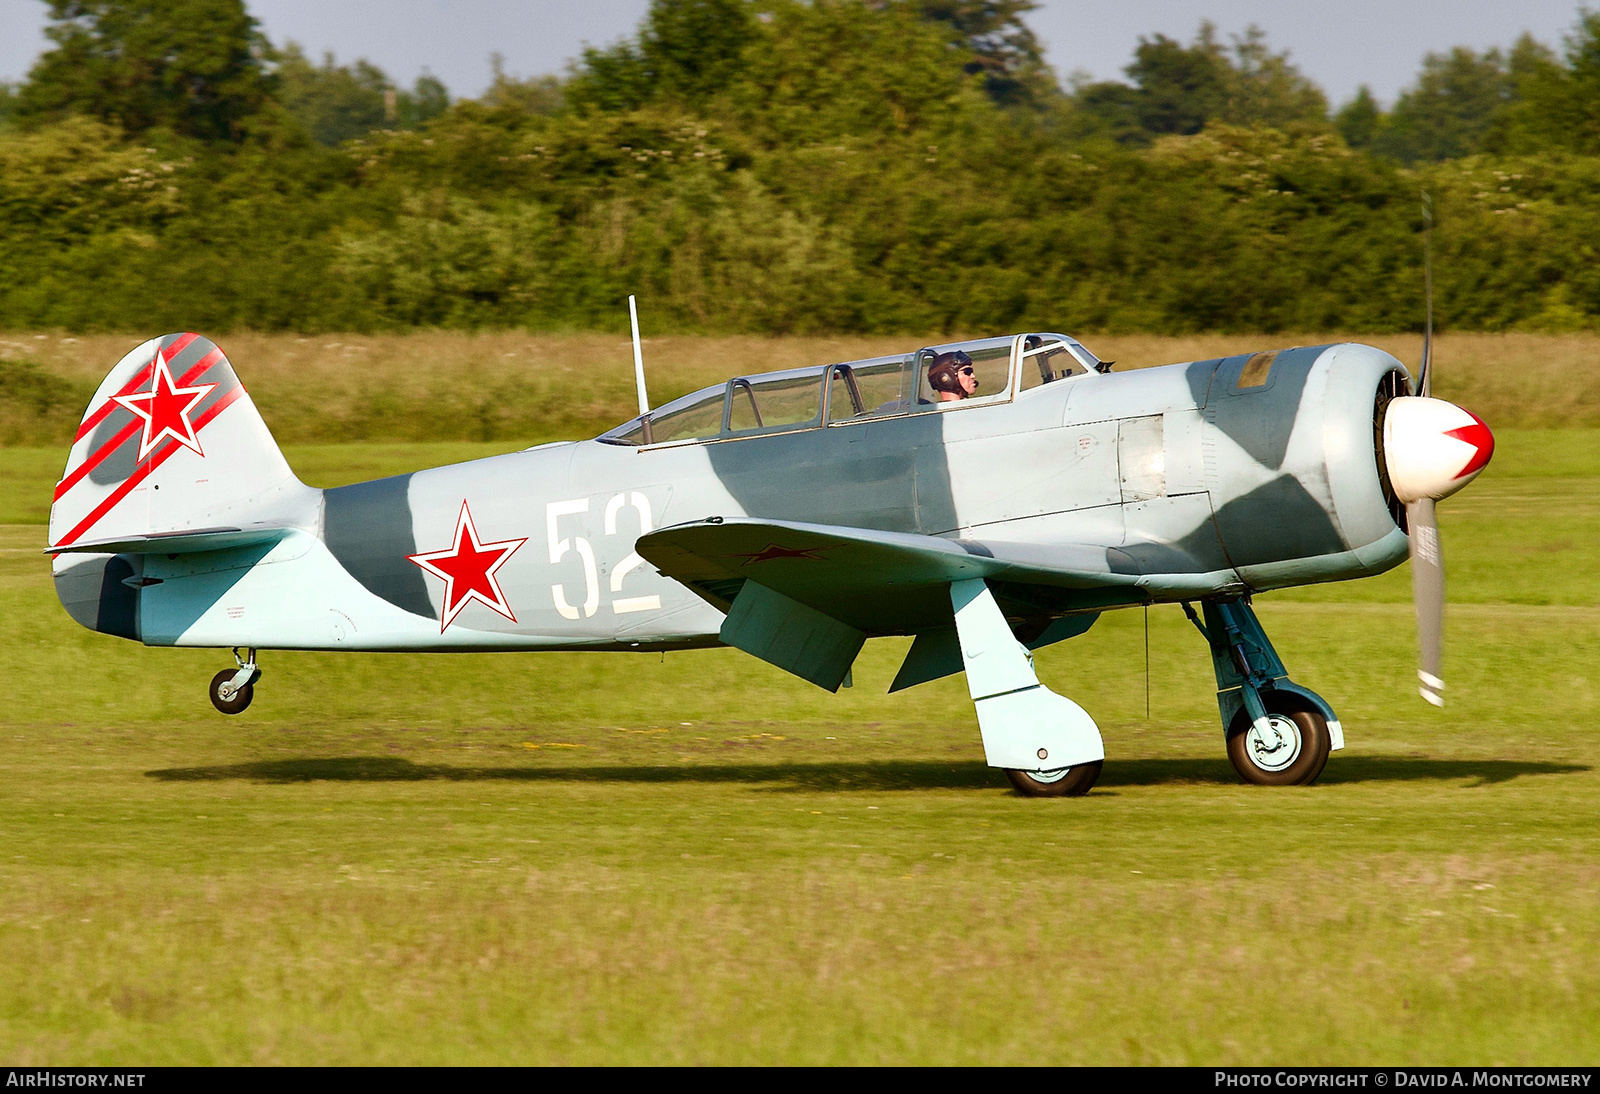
[48, 333, 309, 552]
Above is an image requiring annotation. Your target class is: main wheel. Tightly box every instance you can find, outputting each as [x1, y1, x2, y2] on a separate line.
[209, 669, 254, 715]
[1005, 761, 1102, 798]
[1226, 703, 1330, 786]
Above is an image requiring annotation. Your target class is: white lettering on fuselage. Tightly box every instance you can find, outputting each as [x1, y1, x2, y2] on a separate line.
[547, 492, 661, 620]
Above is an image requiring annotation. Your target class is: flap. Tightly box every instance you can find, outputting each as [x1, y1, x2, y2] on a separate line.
[720, 581, 864, 692]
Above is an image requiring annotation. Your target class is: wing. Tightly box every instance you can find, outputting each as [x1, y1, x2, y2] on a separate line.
[636, 517, 1155, 635]
[637, 517, 1222, 692]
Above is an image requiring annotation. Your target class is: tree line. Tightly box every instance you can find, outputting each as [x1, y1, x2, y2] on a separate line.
[1, 0, 1598, 335]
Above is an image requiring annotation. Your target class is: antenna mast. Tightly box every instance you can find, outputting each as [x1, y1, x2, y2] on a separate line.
[628, 295, 653, 444]
[1420, 191, 1433, 397]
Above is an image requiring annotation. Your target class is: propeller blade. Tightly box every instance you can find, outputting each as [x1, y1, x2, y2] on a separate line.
[1408, 497, 1444, 706]
[1409, 190, 1443, 706]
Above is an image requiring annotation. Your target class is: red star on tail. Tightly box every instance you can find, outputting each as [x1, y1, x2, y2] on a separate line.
[407, 502, 527, 631]
[112, 346, 217, 460]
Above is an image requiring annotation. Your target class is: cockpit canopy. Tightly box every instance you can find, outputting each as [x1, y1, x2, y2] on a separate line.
[598, 332, 1103, 446]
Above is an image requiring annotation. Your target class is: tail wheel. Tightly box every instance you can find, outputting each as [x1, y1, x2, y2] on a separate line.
[1005, 761, 1102, 798]
[1226, 704, 1330, 786]
[209, 669, 254, 715]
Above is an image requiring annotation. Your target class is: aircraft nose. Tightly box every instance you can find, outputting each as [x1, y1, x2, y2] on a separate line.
[1382, 396, 1495, 504]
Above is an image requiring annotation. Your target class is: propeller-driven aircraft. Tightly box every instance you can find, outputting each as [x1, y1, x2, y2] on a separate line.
[46, 321, 1492, 796]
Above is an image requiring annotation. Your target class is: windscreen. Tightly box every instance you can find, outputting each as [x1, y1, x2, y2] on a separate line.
[1020, 333, 1102, 391]
[598, 385, 724, 446]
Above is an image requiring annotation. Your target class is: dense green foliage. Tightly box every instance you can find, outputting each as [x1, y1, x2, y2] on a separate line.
[276, 43, 449, 146]
[2, 0, 1600, 334]
[1066, 23, 1329, 143]
[14, 0, 277, 143]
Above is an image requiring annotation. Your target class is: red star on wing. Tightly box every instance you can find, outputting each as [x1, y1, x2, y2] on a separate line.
[728, 543, 834, 565]
[112, 347, 217, 460]
[407, 502, 528, 631]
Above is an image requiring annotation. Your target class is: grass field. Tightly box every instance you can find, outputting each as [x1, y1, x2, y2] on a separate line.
[1, 353, 1597, 1061]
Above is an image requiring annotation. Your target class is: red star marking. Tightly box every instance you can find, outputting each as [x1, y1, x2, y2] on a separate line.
[407, 502, 527, 631]
[112, 347, 217, 460]
[728, 543, 833, 565]
[1445, 413, 1495, 479]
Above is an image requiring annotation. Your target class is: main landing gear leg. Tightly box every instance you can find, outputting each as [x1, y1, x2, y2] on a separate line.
[1182, 599, 1342, 786]
[209, 647, 260, 715]
[950, 579, 1104, 797]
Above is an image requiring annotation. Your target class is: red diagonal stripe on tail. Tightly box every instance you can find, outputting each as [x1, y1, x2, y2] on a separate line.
[72, 333, 199, 443]
[54, 418, 141, 501]
[72, 361, 154, 444]
[54, 347, 228, 502]
[51, 384, 245, 550]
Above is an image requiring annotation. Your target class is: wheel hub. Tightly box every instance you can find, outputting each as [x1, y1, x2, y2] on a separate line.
[1245, 714, 1303, 773]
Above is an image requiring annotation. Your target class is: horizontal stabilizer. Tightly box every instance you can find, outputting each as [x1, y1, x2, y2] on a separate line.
[47, 525, 290, 556]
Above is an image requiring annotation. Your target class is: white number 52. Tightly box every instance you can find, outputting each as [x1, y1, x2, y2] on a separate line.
[546, 493, 662, 620]
[546, 499, 599, 620]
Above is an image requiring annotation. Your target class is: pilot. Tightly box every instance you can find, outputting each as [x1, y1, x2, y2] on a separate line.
[928, 350, 977, 402]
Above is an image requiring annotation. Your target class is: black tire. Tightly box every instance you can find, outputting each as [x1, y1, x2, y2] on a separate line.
[1226, 703, 1330, 786]
[1005, 761, 1102, 798]
[209, 669, 253, 715]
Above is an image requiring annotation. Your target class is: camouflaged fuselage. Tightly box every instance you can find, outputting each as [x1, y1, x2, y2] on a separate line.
[53, 337, 1411, 653]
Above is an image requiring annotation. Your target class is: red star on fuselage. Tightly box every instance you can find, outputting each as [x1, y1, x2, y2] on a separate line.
[112, 348, 217, 460]
[407, 502, 527, 632]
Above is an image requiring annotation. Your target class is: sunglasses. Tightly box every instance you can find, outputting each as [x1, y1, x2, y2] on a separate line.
[958, 366, 975, 377]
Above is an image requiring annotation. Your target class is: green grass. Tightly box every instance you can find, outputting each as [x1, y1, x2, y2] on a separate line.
[0, 430, 1596, 1064]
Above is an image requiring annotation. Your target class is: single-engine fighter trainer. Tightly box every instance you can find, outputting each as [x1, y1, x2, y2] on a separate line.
[48, 330, 1492, 795]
